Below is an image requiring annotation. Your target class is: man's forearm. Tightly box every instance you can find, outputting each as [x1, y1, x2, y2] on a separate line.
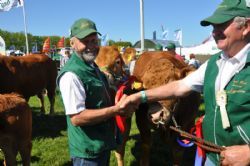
[70, 105, 120, 126]
[144, 80, 192, 103]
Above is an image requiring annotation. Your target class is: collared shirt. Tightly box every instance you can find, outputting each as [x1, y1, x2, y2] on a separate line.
[175, 53, 184, 62]
[59, 72, 87, 115]
[183, 43, 250, 92]
[59, 61, 98, 115]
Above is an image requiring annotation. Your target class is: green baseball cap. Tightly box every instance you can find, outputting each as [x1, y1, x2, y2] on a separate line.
[155, 44, 163, 50]
[201, 0, 250, 26]
[166, 43, 176, 50]
[70, 18, 101, 39]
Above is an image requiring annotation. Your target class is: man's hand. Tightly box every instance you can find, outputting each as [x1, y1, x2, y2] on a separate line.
[220, 144, 250, 166]
[118, 92, 141, 110]
[115, 94, 138, 117]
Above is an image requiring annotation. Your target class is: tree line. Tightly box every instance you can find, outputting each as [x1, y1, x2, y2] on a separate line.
[0, 29, 133, 52]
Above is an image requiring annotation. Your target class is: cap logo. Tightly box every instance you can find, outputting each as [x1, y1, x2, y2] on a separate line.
[80, 22, 91, 29]
[217, 4, 228, 9]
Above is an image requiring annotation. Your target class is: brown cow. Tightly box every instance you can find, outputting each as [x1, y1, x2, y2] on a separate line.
[0, 93, 32, 166]
[121, 47, 136, 66]
[95, 46, 133, 165]
[0, 54, 57, 114]
[116, 51, 200, 166]
[95, 46, 127, 90]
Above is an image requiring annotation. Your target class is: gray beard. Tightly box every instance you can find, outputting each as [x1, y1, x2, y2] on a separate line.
[76, 51, 97, 63]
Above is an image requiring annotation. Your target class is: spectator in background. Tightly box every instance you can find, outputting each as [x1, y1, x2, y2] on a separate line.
[155, 44, 163, 51]
[165, 42, 184, 62]
[188, 54, 201, 69]
[60, 50, 71, 68]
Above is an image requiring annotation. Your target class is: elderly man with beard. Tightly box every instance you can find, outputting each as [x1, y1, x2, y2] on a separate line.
[57, 18, 134, 166]
[119, 0, 250, 165]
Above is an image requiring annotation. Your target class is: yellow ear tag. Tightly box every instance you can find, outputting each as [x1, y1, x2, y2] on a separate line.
[128, 55, 132, 62]
[133, 82, 143, 90]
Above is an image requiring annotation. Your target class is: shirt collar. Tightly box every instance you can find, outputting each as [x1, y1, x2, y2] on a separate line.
[220, 43, 250, 63]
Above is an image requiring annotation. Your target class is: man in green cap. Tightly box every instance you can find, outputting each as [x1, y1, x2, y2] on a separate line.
[165, 42, 184, 62]
[57, 18, 134, 166]
[119, 0, 250, 165]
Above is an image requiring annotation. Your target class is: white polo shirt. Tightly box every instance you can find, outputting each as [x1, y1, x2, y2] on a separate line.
[59, 72, 87, 115]
[183, 43, 250, 93]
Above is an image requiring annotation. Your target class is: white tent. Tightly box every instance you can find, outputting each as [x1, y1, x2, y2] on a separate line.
[176, 36, 221, 59]
[0, 36, 6, 55]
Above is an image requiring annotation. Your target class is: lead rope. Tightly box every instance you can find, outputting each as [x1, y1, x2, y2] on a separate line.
[149, 98, 225, 153]
[169, 99, 225, 154]
[155, 100, 180, 127]
[169, 126, 225, 153]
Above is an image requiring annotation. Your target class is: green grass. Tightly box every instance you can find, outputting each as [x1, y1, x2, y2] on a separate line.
[0, 92, 204, 166]
[28, 94, 143, 166]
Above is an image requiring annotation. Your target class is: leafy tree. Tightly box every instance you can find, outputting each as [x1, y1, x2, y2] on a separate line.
[0, 29, 71, 52]
[107, 39, 115, 46]
[0, 29, 134, 53]
[112, 41, 132, 47]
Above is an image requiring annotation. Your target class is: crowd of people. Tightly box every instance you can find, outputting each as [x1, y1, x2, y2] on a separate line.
[165, 42, 201, 69]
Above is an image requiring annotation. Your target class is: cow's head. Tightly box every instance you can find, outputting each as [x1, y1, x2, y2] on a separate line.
[95, 46, 127, 88]
[132, 51, 197, 128]
[121, 47, 136, 65]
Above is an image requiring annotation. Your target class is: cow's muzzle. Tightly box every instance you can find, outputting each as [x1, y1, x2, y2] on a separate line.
[147, 102, 172, 127]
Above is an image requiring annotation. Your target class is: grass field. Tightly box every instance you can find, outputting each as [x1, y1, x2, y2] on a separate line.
[1, 90, 204, 166]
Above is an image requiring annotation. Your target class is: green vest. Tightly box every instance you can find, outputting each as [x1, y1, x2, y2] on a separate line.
[57, 53, 116, 158]
[203, 51, 250, 164]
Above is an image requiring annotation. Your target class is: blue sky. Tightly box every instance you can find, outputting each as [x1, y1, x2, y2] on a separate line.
[0, 0, 222, 46]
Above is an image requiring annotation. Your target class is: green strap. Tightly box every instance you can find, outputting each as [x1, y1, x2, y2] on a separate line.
[140, 91, 147, 103]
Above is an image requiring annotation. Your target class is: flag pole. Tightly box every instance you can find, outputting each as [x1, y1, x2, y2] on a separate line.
[21, 0, 29, 54]
[180, 29, 182, 56]
[139, 0, 145, 53]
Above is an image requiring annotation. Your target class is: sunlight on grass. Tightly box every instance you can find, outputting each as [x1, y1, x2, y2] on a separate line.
[0, 92, 204, 165]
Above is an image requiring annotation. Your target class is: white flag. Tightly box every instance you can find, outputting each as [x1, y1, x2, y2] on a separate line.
[101, 33, 109, 46]
[162, 30, 168, 40]
[161, 25, 168, 40]
[0, 36, 6, 55]
[174, 29, 182, 46]
[0, 0, 23, 12]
